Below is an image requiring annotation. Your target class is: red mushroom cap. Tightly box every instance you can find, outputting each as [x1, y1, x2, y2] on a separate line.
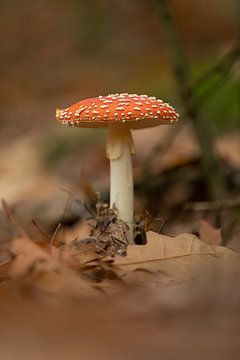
[56, 93, 179, 129]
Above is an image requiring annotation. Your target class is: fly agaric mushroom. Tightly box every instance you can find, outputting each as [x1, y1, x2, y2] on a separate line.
[56, 93, 179, 243]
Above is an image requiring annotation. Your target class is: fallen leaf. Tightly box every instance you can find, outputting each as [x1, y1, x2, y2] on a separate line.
[114, 231, 239, 288]
[215, 132, 240, 168]
[9, 236, 96, 299]
[199, 219, 222, 246]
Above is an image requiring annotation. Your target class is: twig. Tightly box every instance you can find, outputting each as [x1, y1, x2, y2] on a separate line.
[60, 186, 74, 223]
[155, 0, 193, 112]
[49, 223, 62, 247]
[154, 0, 226, 200]
[32, 220, 51, 240]
[193, 45, 240, 93]
[188, 45, 240, 111]
[184, 197, 240, 212]
[1, 199, 28, 239]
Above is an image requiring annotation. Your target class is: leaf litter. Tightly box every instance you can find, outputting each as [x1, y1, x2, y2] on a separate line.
[9, 236, 97, 299]
[1, 198, 240, 359]
[1, 215, 239, 298]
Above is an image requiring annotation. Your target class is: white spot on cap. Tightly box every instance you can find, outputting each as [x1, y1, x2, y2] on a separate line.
[103, 99, 113, 103]
[118, 102, 130, 106]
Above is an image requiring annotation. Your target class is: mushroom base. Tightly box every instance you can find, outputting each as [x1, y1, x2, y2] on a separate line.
[107, 124, 135, 244]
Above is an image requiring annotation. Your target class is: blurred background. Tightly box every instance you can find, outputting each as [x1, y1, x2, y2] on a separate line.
[0, 0, 239, 246]
[0, 2, 240, 359]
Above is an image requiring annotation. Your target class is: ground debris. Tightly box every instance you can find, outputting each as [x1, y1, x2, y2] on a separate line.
[5, 236, 97, 299]
[73, 204, 129, 258]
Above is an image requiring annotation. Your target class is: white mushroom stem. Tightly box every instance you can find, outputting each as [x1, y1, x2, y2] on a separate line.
[106, 124, 135, 244]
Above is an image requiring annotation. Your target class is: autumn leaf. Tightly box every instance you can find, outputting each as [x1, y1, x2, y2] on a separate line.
[9, 236, 96, 299]
[5, 231, 240, 297]
[199, 219, 222, 246]
[114, 231, 239, 288]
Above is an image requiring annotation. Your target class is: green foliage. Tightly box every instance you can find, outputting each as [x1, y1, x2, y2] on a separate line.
[192, 57, 239, 131]
[203, 79, 239, 129]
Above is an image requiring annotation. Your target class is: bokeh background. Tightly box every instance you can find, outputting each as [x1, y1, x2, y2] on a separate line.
[0, 0, 239, 243]
[0, 3, 240, 359]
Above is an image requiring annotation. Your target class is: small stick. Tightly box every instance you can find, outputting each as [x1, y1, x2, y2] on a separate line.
[184, 197, 240, 212]
[49, 223, 62, 248]
[1, 199, 28, 238]
[32, 219, 51, 240]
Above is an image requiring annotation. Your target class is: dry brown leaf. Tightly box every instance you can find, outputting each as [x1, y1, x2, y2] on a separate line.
[6, 231, 240, 297]
[150, 123, 200, 173]
[215, 132, 240, 168]
[199, 219, 222, 246]
[9, 236, 96, 298]
[114, 231, 239, 287]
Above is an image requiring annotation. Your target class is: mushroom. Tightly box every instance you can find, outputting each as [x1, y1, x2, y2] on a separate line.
[56, 93, 179, 243]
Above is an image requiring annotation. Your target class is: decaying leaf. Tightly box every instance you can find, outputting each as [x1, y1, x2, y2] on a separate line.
[199, 219, 222, 246]
[9, 236, 96, 298]
[4, 229, 240, 298]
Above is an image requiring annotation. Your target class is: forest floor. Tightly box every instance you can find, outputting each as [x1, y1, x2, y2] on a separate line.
[0, 122, 240, 359]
